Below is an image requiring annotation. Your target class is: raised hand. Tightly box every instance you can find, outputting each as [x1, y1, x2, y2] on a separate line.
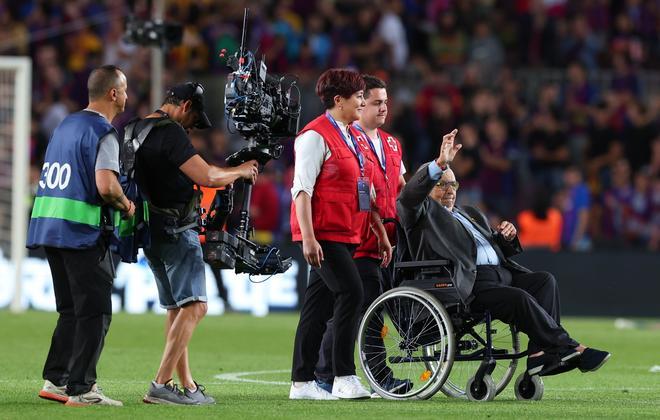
[435, 128, 462, 167]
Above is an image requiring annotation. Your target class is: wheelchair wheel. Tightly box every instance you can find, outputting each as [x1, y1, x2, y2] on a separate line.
[358, 287, 455, 400]
[438, 320, 520, 399]
[514, 373, 544, 401]
[466, 374, 496, 402]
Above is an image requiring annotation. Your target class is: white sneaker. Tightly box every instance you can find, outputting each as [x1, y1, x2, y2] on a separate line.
[289, 381, 339, 400]
[331, 375, 371, 399]
[65, 384, 123, 407]
[38, 379, 69, 403]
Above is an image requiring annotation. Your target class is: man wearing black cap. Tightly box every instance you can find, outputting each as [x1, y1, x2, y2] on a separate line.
[135, 82, 258, 405]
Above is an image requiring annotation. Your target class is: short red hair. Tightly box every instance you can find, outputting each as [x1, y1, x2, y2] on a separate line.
[316, 68, 365, 110]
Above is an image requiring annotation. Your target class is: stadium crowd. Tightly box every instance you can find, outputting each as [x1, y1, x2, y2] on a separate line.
[2, 0, 659, 251]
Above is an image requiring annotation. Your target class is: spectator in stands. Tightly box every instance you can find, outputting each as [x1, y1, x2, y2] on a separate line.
[610, 13, 645, 66]
[376, 0, 408, 71]
[527, 109, 571, 192]
[562, 61, 598, 163]
[451, 122, 482, 209]
[305, 14, 332, 68]
[559, 166, 591, 251]
[649, 137, 660, 178]
[429, 10, 467, 68]
[560, 14, 603, 71]
[480, 116, 516, 218]
[516, 1, 559, 66]
[467, 20, 504, 85]
[465, 88, 498, 131]
[517, 187, 563, 252]
[623, 99, 656, 172]
[585, 101, 624, 191]
[611, 53, 641, 97]
[624, 167, 654, 247]
[649, 176, 660, 251]
[601, 159, 633, 243]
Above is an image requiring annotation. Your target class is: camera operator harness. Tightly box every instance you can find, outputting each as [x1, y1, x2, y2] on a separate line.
[121, 110, 201, 243]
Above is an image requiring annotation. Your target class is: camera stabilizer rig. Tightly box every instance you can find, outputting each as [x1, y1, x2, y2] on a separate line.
[203, 8, 301, 276]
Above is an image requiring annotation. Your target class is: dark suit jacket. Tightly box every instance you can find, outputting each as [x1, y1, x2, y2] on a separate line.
[396, 162, 530, 303]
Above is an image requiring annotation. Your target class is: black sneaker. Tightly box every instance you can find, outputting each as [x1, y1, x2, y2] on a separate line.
[578, 348, 611, 372]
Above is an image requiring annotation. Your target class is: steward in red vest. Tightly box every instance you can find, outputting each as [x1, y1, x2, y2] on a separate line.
[290, 114, 374, 244]
[314, 75, 410, 392]
[353, 126, 404, 259]
[289, 69, 392, 400]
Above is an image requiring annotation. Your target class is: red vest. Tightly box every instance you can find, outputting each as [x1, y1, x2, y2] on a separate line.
[354, 128, 403, 259]
[290, 114, 375, 244]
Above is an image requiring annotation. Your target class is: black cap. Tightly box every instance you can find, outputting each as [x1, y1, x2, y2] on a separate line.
[166, 82, 212, 129]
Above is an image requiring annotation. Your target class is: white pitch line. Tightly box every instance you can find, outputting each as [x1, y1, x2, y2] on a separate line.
[214, 369, 290, 386]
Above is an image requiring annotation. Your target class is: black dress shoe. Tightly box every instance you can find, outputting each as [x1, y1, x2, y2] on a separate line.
[579, 348, 611, 372]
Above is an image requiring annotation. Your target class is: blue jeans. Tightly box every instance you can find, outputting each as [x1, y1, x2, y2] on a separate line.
[144, 229, 207, 309]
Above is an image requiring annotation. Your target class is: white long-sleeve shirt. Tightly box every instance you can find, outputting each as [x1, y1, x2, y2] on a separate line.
[291, 119, 355, 200]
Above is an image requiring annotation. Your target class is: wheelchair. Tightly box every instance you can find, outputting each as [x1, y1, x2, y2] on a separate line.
[357, 220, 544, 401]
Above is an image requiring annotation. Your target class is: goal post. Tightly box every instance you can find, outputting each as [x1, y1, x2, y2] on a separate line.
[0, 56, 32, 313]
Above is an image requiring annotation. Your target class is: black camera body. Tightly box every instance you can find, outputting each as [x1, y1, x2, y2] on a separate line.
[223, 50, 300, 166]
[202, 9, 299, 276]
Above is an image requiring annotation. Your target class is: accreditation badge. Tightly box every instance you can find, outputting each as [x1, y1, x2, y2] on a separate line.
[357, 176, 371, 212]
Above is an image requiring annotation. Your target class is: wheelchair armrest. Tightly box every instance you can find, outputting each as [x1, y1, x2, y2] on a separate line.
[395, 259, 450, 271]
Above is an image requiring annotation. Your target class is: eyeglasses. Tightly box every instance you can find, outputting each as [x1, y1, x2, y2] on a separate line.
[435, 181, 460, 190]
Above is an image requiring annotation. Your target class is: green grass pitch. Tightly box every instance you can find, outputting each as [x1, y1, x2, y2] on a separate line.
[0, 311, 659, 419]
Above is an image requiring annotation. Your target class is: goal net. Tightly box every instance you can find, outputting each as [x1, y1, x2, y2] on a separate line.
[0, 56, 31, 313]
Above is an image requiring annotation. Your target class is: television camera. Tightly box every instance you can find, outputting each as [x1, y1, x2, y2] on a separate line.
[203, 9, 300, 276]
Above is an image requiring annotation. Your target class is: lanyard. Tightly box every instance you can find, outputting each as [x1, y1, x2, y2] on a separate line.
[325, 112, 364, 176]
[353, 123, 386, 174]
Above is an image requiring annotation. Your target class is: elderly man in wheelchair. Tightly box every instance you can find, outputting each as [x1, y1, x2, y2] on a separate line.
[357, 129, 610, 401]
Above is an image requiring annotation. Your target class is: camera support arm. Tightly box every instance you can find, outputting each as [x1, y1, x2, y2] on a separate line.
[225, 135, 280, 239]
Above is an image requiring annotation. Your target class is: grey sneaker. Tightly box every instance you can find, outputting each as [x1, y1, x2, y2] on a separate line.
[64, 384, 123, 407]
[39, 379, 69, 403]
[143, 380, 198, 405]
[183, 382, 216, 405]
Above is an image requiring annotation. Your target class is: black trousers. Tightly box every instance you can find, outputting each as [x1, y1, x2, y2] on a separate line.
[43, 243, 114, 396]
[315, 257, 389, 383]
[291, 242, 364, 381]
[470, 265, 579, 354]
